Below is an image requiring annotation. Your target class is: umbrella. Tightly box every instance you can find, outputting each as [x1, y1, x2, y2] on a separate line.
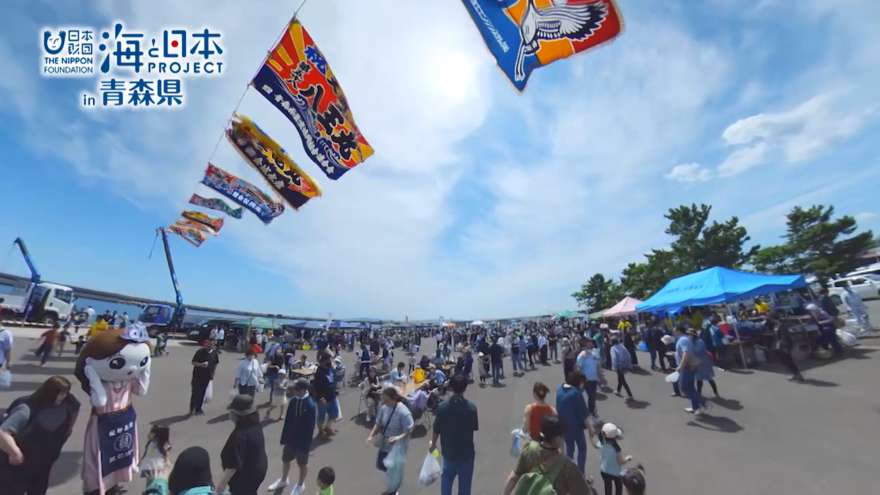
[471, 320, 485, 326]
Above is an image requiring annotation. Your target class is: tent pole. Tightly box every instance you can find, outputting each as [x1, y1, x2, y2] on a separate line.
[725, 306, 748, 369]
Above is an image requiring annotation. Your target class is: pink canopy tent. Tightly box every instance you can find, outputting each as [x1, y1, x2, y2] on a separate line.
[603, 296, 644, 317]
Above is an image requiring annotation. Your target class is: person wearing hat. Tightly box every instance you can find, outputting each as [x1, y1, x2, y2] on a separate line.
[216, 394, 268, 494]
[590, 422, 634, 495]
[268, 378, 316, 495]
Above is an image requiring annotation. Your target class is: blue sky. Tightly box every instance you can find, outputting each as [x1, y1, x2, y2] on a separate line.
[0, 0, 878, 320]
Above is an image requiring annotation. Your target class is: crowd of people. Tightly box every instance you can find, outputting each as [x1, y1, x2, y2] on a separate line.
[0, 288, 868, 495]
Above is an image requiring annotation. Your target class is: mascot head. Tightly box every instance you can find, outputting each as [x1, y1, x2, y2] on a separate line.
[74, 324, 153, 393]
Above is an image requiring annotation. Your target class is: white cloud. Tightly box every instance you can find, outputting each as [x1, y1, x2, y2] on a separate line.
[3, 0, 880, 318]
[716, 142, 770, 177]
[855, 212, 876, 222]
[721, 93, 874, 164]
[665, 163, 712, 184]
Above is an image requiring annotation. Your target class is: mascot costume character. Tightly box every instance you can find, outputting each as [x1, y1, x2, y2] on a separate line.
[74, 324, 152, 495]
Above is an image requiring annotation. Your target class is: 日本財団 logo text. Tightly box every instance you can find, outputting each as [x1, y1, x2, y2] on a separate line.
[41, 23, 225, 110]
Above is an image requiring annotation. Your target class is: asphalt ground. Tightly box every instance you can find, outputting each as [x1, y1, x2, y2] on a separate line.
[1, 303, 879, 494]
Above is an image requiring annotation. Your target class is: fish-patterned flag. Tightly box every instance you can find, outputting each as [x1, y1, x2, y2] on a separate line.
[252, 19, 373, 180]
[200, 164, 285, 225]
[181, 210, 224, 235]
[167, 225, 206, 248]
[227, 114, 322, 210]
[175, 218, 214, 236]
[460, 0, 624, 91]
[189, 194, 243, 219]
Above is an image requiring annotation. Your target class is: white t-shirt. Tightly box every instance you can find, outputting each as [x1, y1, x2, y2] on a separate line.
[0, 328, 12, 367]
[216, 329, 225, 340]
[85, 308, 96, 321]
[235, 359, 263, 387]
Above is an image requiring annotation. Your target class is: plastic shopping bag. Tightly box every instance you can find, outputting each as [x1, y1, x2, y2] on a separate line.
[203, 380, 214, 405]
[510, 429, 528, 458]
[335, 398, 343, 420]
[0, 370, 11, 389]
[383, 443, 407, 490]
[229, 388, 239, 400]
[837, 329, 858, 348]
[418, 452, 441, 486]
[665, 371, 680, 383]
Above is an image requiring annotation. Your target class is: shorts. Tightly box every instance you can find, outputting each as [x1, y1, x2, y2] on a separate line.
[282, 443, 311, 465]
[316, 398, 339, 423]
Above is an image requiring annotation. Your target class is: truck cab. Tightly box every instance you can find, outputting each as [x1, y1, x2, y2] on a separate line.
[139, 303, 186, 337]
[139, 304, 173, 337]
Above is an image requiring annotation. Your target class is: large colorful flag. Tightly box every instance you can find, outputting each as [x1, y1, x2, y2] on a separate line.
[226, 114, 322, 210]
[252, 19, 373, 180]
[167, 225, 206, 247]
[181, 210, 224, 235]
[175, 218, 213, 236]
[460, 0, 624, 91]
[189, 193, 243, 219]
[200, 163, 285, 225]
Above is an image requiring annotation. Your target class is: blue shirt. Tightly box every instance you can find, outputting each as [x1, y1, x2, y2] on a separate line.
[576, 349, 600, 382]
[555, 384, 588, 433]
[610, 344, 631, 372]
[597, 441, 623, 475]
[434, 369, 446, 386]
[675, 334, 693, 367]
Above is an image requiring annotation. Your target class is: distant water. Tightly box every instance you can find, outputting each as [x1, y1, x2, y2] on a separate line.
[0, 283, 305, 326]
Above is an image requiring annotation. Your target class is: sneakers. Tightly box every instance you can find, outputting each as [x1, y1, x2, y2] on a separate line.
[684, 407, 696, 413]
[267, 478, 289, 491]
[290, 484, 305, 495]
[694, 409, 705, 417]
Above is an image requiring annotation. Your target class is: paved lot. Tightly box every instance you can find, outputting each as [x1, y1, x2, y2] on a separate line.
[2, 320, 880, 494]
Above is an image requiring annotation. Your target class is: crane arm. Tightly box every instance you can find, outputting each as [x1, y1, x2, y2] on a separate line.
[157, 228, 184, 315]
[13, 237, 41, 284]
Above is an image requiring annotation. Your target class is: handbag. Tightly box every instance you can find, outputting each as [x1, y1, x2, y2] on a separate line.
[372, 404, 397, 448]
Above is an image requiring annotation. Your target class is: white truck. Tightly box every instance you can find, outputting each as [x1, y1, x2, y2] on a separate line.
[0, 237, 76, 325]
[0, 280, 75, 325]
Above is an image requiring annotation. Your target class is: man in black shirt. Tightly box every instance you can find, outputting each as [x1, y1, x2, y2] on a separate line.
[313, 352, 338, 438]
[429, 374, 478, 494]
[190, 339, 220, 416]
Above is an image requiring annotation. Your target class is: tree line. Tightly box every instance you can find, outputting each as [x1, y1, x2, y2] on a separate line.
[571, 204, 875, 312]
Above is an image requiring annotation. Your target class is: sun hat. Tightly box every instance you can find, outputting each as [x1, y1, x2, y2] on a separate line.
[806, 303, 819, 311]
[227, 394, 257, 416]
[277, 368, 287, 375]
[602, 422, 622, 439]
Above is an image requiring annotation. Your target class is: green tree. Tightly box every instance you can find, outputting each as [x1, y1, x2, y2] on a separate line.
[571, 273, 616, 311]
[619, 249, 683, 299]
[665, 204, 760, 271]
[771, 205, 874, 280]
[751, 245, 794, 274]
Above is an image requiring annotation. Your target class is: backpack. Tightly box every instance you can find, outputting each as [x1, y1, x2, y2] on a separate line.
[515, 442, 566, 495]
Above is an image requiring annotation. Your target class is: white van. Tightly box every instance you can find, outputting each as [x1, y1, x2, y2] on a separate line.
[828, 275, 880, 303]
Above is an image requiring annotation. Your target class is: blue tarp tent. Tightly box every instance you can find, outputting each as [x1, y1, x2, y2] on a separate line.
[636, 266, 807, 312]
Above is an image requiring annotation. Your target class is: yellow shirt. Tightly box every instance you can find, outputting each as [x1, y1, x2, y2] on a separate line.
[755, 301, 770, 313]
[88, 320, 108, 339]
[689, 312, 703, 329]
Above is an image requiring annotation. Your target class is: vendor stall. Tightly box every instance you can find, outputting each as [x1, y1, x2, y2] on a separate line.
[636, 266, 809, 368]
